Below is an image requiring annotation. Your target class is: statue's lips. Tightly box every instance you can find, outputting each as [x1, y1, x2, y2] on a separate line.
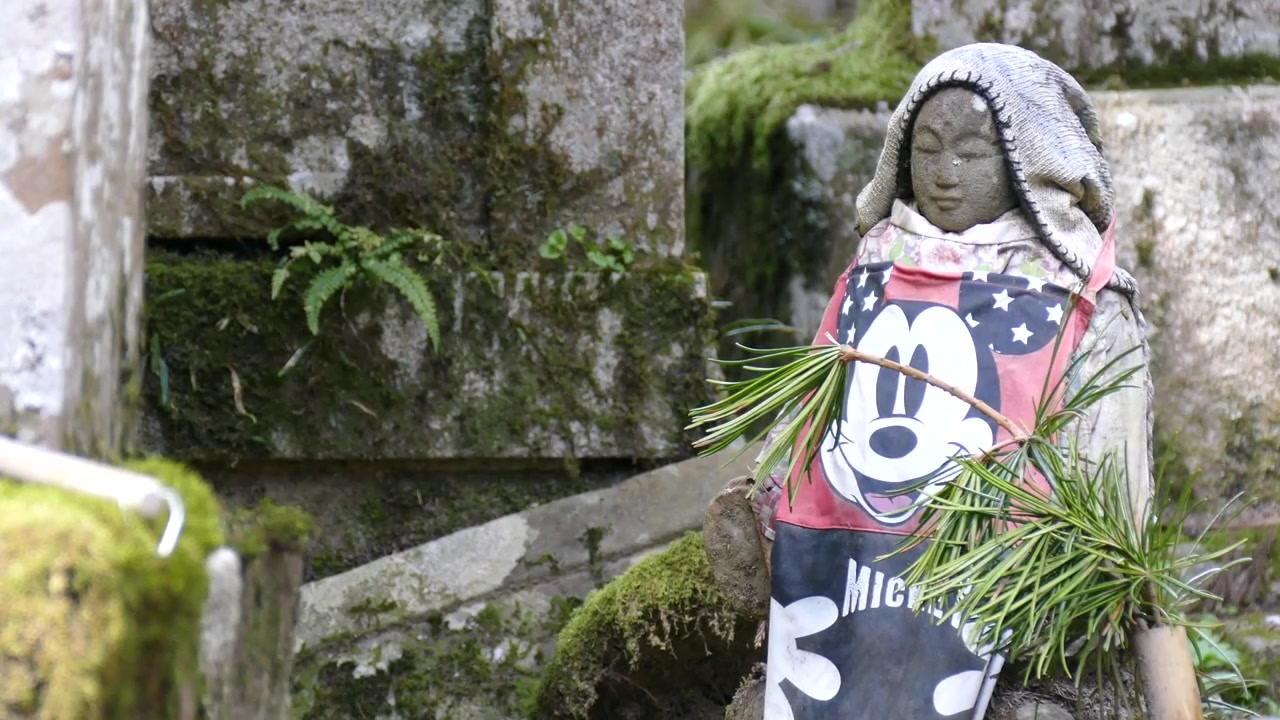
[931, 196, 963, 210]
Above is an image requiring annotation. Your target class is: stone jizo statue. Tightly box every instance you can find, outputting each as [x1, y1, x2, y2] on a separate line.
[704, 43, 1153, 720]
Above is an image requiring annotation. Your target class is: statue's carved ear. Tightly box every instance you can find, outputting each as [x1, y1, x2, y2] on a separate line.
[958, 276, 1067, 356]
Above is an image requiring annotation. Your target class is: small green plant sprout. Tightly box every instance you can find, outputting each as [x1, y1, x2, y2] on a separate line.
[240, 185, 442, 348]
[538, 224, 635, 273]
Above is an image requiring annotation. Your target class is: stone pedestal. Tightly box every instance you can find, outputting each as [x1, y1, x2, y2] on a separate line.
[0, 0, 149, 457]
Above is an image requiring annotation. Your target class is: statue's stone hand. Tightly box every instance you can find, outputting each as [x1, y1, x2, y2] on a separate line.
[702, 475, 773, 618]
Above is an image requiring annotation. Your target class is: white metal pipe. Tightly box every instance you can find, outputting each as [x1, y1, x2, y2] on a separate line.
[0, 435, 186, 557]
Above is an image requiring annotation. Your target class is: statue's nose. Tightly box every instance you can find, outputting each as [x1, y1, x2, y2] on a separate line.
[869, 426, 917, 459]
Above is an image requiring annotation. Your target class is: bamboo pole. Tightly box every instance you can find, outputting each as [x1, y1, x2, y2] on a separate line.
[1134, 624, 1204, 720]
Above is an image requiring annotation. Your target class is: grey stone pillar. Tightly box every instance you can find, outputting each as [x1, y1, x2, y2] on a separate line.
[0, 0, 149, 458]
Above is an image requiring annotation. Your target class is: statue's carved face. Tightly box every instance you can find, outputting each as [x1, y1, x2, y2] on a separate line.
[909, 88, 1018, 233]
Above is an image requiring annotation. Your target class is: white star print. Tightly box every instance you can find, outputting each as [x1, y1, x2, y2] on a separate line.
[842, 295, 854, 315]
[765, 597, 842, 720]
[881, 266, 893, 285]
[857, 268, 869, 288]
[1011, 323, 1034, 344]
[1025, 276, 1047, 292]
[862, 292, 878, 311]
[992, 289, 1014, 311]
[971, 270, 989, 282]
[1046, 303, 1064, 325]
[965, 313, 980, 328]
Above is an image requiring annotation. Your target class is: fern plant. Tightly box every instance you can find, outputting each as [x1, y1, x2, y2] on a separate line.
[240, 185, 442, 348]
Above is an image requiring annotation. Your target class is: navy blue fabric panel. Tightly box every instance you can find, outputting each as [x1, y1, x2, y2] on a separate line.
[767, 522, 997, 719]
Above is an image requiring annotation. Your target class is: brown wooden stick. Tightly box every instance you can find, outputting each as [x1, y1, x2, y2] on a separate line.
[827, 333, 1026, 441]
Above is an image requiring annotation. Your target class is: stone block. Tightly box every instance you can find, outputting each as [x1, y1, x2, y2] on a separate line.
[146, 0, 684, 261]
[763, 85, 1280, 505]
[290, 449, 751, 653]
[912, 0, 1280, 79]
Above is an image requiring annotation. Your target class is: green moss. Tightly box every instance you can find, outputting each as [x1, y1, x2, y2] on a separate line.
[686, 0, 933, 175]
[530, 532, 759, 719]
[141, 251, 714, 463]
[227, 498, 314, 560]
[0, 458, 223, 719]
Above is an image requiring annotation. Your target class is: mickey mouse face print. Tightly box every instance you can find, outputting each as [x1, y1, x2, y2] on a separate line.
[818, 262, 1068, 526]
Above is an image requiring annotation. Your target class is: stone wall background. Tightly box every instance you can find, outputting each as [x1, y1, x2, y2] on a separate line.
[137, 0, 713, 582]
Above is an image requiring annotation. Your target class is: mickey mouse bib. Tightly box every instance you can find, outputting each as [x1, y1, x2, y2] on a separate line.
[762, 212, 1117, 720]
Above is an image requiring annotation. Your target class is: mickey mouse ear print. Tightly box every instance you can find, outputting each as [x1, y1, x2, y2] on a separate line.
[0, 435, 186, 558]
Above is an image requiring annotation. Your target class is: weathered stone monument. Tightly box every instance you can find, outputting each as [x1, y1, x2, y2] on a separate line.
[128, 0, 720, 715]
[137, 0, 712, 584]
[686, 0, 1280, 711]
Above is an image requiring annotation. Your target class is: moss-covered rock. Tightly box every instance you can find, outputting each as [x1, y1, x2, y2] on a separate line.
[684, 0, 932, 371]
[137, 250, 715, 463]
[0, 457, 223, 719]
[531, 532, 761, 719]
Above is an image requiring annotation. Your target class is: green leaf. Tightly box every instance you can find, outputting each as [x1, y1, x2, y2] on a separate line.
[302, 264, 355, 336]
[568, 224, 587, 242]
[149, 333, 170, 407]
[540, 229, 568, 259]
[363, 259, 442, 351]
[271, 265, 291, 300]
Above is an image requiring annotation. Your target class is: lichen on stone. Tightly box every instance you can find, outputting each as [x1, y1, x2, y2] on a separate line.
[291, 600, 569, 720]
[0, 456, 223, 719]
[530, 532, 760, 719]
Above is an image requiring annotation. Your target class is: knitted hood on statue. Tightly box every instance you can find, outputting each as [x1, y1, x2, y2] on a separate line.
[855, 42, 1136, 296]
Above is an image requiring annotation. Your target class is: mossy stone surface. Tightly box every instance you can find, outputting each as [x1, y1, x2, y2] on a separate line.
[146, 0, 685, 264]
[137, 250, 716, 463]
[202, 459, 634, 581]
[291, 600, 566, 720]
[912, 0, 1280, 88]
[0, 457, 223, 720]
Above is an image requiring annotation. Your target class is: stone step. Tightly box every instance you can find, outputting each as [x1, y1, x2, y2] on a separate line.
[292, 444, 757, 655]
